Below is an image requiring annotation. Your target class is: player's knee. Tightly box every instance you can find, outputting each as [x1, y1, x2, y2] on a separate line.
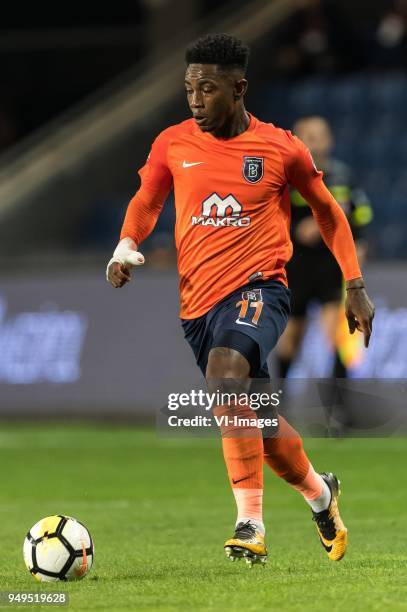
[206, 346, 250, 381]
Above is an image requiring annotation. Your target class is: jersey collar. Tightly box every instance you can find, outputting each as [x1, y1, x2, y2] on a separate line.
[192, 112, 258, 141]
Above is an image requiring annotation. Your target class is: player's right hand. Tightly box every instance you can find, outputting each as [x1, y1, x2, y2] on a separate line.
[106, 237, 145, 288]
[107, 261, 132, 288]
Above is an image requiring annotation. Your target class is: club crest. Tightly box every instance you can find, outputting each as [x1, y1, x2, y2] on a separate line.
[242, 156, 264, 184]
[242, 288, 263, 302]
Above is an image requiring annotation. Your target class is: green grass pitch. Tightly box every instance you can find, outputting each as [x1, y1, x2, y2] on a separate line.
[0, 424, 406, 611]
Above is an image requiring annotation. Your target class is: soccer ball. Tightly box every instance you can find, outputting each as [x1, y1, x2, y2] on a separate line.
[23, 515, 94, 582]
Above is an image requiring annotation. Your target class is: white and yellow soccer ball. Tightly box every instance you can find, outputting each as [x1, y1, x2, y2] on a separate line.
[23, 515, 94, 582]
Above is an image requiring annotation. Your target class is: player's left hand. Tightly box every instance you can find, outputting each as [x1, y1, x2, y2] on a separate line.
[345, 282, 375, 348]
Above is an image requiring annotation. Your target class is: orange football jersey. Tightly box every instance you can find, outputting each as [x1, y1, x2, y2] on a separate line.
[121, 114, 361, 319]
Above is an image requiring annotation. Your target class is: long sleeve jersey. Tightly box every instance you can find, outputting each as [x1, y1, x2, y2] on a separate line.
[120, 113, 361, 319]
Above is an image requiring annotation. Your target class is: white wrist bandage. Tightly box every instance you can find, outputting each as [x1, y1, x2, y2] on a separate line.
[106, 238, 145, 280]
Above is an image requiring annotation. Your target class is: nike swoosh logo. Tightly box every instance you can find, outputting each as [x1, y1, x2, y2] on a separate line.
[182, 161, 204, 168]
[235, 319, 257, 329]
[232, 476, 249, 484]
[319, 538, 333, 553]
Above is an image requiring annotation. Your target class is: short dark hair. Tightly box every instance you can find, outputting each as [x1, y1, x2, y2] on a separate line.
[185, 33, 250, 74]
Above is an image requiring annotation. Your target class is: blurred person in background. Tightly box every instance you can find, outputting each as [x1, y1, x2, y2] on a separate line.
[276, 116, 373, 380]
[270, 0, 362, 76]
[373, 0, 407, 68]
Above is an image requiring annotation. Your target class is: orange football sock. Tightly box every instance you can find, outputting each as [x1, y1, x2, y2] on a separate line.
[291, 464, 324, 500]
[232, 488, 263, 524]
[214, 403, 264, 526]
[263, 416, 310, 484]
[264, 416, 330, 509]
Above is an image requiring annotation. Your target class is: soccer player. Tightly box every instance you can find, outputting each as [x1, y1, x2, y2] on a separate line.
[106, 34, 375, 566]
[276, 116, 373, 381]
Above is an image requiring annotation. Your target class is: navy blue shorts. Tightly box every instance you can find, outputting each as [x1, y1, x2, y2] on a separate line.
[181, 279, 291, 378]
